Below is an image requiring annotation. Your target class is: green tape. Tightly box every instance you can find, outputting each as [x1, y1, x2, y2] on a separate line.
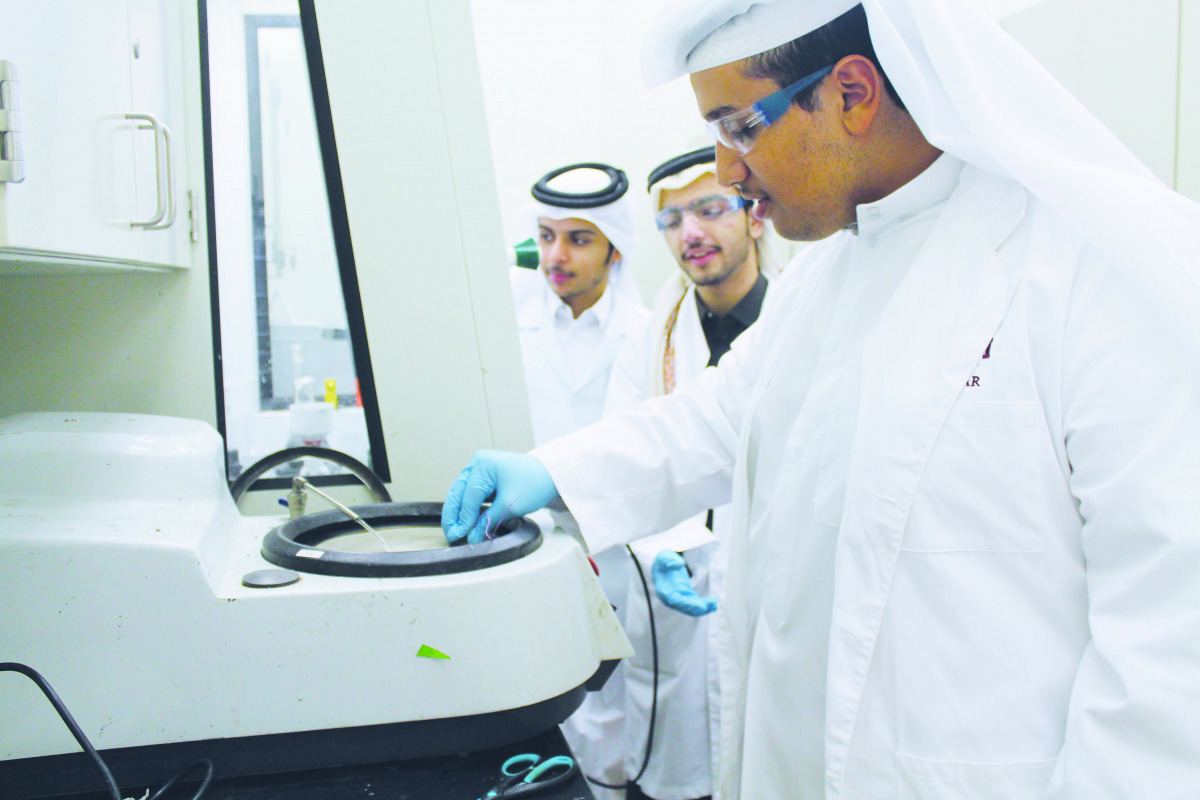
[512, 237, 540, 269]
[417, 644, 451, 660]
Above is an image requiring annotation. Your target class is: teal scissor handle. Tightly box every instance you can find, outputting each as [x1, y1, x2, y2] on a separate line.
[501, 753, 542, 777]
[523, 755, 575, 783]
[481, 754, 577, 798]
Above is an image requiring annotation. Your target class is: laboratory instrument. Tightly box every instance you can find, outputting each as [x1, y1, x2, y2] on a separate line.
[0, 412, 630, 798]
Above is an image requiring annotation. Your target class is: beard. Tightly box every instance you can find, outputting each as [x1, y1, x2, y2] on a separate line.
[683, 235, 752, 286]
[687, 257, 740, 286]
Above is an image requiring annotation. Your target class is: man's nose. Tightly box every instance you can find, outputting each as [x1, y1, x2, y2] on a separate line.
[680, 212, 707, 242]
[714, 144, 749, 189]
[547, 239, 569, 265]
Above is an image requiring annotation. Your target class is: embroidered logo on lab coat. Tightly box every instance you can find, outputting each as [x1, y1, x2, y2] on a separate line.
[966, 338, 993, 387]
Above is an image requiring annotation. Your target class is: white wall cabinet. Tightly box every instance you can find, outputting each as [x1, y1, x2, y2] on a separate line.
[0, 0, 196, 273]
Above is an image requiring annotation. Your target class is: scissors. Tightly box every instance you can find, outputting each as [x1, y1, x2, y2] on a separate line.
[478, 753, 578, 798]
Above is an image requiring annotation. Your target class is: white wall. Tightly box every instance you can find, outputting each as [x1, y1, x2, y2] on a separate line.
[998, 0, 1182, 188]
[1179, 0, 1200, 201]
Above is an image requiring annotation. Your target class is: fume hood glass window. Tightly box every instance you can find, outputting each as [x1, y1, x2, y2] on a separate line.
[205, 0, 380, 486]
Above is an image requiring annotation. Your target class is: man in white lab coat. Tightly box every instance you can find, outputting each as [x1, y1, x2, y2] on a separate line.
[447, 2, 1200, 798]
[605, 145, 778, 800]
[509, 162, 649, 799]
[512, 162, 649, 448]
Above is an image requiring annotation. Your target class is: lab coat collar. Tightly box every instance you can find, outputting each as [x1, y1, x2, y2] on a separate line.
[519, 275, 644, 394]
[515, 273, 618, 330]
[853, 154, 965, 241]
[515, 273, 613, 329]
[552, 280, 615, 328]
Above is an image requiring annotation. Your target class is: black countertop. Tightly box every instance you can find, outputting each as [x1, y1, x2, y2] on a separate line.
[19, 727, 595, 800]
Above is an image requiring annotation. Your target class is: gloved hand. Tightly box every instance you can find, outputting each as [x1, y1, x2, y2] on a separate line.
[651, 550, 718, 617]
[441, 450, 560, 545]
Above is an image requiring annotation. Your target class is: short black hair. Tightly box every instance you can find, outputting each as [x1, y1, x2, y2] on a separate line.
[742, 4, 904, 112]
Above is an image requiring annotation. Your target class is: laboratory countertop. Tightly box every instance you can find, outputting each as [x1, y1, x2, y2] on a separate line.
[31, 728, 595, 800]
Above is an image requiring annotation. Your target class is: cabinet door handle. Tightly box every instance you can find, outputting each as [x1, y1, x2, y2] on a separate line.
[126, 111, 174, 229]
[158, 121, 177, 229]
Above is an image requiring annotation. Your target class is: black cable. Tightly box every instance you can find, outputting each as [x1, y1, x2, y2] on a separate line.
[1, 662, 121, 800]
[624, 546, 660, 786]
[149, 758, 214, 800]
[0, 662, 214, 800]
[583, 546, 660, 792]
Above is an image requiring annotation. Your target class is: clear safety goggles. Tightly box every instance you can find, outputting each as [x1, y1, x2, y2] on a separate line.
[704, 64, 835, 155]
[655, 194, 748, 231]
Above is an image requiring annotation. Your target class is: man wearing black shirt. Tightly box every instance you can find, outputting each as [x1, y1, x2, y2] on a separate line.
[597, 146, 778, 800]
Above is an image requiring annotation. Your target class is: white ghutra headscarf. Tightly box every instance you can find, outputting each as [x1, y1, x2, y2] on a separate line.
[523, 164, 642, 307]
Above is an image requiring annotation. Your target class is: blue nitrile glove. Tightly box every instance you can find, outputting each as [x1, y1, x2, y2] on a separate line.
[651, 550, 718, 617]
[441, 450, 560, 545]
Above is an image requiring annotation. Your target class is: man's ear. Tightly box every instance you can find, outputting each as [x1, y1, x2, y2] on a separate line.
[831, 54, 884, 136]
[747, 213, 765, 239]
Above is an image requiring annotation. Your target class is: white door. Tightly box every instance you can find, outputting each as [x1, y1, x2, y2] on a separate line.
[0, 0, 139, 263]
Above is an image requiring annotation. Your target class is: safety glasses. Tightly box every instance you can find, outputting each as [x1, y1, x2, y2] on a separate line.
[655, 195, 748, 231]
[704, 64, 835, 155]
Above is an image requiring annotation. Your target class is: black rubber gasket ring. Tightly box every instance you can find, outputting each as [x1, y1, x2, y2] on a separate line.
[531, 162, 629, 209]
[261, 502, 540, 578]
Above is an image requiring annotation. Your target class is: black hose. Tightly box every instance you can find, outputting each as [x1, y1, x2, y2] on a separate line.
[149, 758, 214, 800]
[584, 546, 660, 792]
[229, 446, 391, 503]
[0, 662, 122, 800]
[625, 546, 660, 786]
[0, 663, 214, 800]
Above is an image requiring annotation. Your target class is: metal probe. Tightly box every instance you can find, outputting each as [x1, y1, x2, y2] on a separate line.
[292, 476, 393, 552]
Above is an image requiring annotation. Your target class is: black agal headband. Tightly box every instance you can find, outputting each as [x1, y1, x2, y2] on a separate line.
[646, 146, 716, 193]
[531, 163, 629, 209]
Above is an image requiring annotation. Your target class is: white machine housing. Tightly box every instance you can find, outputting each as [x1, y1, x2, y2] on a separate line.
[0, 412, 631, 764]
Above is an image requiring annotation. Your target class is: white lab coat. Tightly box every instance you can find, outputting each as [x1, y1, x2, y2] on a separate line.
[535, 165, 1200, 799]
[512, 267, 649, 447]
[511, 266, 649, 797]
